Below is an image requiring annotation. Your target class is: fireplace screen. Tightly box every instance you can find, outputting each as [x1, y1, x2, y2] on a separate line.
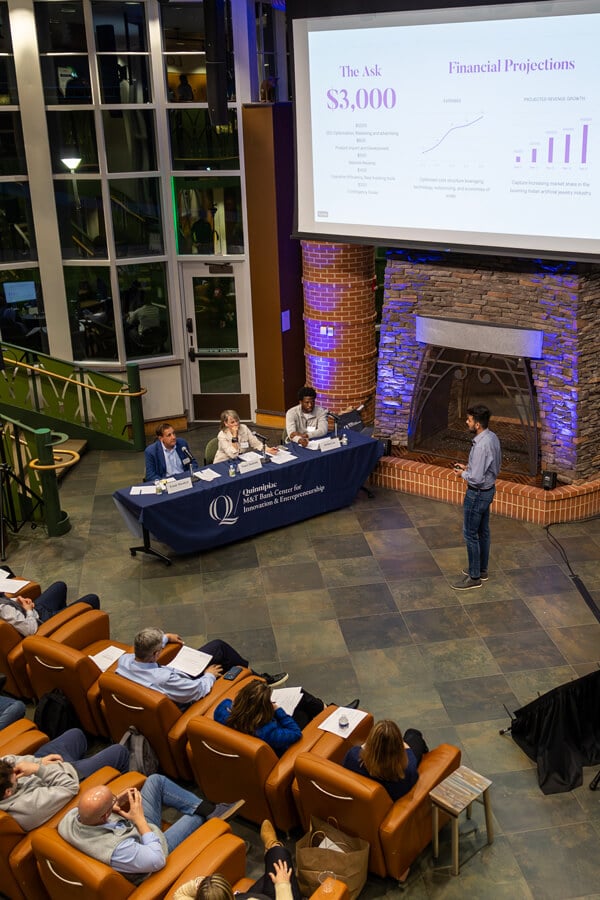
[408, 347, 539, 476]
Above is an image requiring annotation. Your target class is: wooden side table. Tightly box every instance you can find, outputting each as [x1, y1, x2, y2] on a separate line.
[430, 765, 493, 875]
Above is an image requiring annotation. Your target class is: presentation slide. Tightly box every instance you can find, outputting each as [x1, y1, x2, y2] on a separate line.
[293, 1, 600, 258]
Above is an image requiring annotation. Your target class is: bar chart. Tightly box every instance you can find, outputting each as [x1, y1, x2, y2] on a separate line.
[515, 122, 590, 167]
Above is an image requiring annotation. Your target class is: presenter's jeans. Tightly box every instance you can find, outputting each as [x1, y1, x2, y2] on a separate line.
[463, 486, 495, 579]
[35, 581, 100, 623]
[35, 727, 129, 777]
[141, 774, 203, 852]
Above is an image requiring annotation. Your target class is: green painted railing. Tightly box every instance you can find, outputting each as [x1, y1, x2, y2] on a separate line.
[0, 417, 71, 539]
[0, 343, 146, 452]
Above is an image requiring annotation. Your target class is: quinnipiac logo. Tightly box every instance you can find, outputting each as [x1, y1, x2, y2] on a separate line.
[209, 494, 239, 526]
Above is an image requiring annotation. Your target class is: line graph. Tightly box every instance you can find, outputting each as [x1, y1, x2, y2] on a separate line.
[422, 115, 484, 154]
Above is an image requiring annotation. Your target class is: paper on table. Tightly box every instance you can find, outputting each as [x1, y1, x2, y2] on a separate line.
[269, 450, 296, 465]
[272, 686, 303, 716]
[89, 645, 126, 672]
[318, 707, 368, 737]
[0, 577, 30, 593]
[130, 485, 158, 495]
[241, 451, 263, 463]
[194, 468, 221, 481]
[169, 645, 213, 677]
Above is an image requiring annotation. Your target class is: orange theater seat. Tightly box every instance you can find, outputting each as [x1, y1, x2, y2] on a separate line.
[98, 667, 254, 780]
[31, 816, 231, 900]
[0, 767, 139, 900]
[186, 699, 374, 833]
[1, 598, 92, 699]
[0, 719, 48, 757]
[166, 827, 349, 900]
[293, 743, 461, 880]
[22, 609, 130, 736]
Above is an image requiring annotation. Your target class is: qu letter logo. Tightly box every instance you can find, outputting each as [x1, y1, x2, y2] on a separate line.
[209, 494, 239, 526]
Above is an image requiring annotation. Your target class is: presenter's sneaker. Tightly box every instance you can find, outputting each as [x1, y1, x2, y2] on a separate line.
[262, 672, 289, 687]
[452, 575, 482, 590]
[344, 699, 360, 710]
[208, 799, 245, 822]
[462, 568, 488, 581]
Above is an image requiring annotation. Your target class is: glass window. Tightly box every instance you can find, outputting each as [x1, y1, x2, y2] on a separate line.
[168, 109, 239, 170]
[55, 179, 107, 259]
[40, 57, 92, 105]
[0, 57, 18, 105]
[47, 111, 99, 173]
[97, 55, 150, 104]
[92, 2, 147, 53]
[0, 268, 48, 354]
[192, 275, 240, 392]
[161, 2, 235, 100]
[0, 183, 36, 262]
[0, 3, 13, 53]
[174, 176, 243, 255]
[109, 177, 163, 257]
[103, 109, 156, 172]
[0, 112, 27, 175]
[118, 261, 172, 359]
[166, 57, 207, 103]
[35, 2, 87, 53]
[64, 265, 116, 361]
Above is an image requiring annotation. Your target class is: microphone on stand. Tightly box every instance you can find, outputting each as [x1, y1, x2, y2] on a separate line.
[252, 432, 270, 460]
[326, 411, 339, 438]
[181, 445, 194, 472]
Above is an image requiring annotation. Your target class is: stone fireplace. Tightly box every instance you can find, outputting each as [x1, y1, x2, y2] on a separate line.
[372, 251, 600, 523]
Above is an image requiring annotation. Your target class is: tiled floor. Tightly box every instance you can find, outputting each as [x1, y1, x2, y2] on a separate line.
[6, 426, 600, 899]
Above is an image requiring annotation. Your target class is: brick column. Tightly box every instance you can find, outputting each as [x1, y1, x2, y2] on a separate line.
[301, 241, 377, 421]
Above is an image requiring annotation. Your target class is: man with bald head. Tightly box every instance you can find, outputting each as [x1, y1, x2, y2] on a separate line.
[59, 774, 243, 882]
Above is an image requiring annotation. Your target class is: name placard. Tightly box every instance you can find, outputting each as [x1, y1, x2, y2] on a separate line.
[238, 459, 263, 474]
[166, 476, 194, 494]
[320, 437, 341, 452]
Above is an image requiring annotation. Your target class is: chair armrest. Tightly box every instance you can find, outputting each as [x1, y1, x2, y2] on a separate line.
[0, 720, 48, 756]
[165, 831, 245, 899]
[135, 820, 233, 900]
[5, 581, 41, 601]
[310, 879, 349, 899]
[48, 610, 110, 648]
[35, 602, 95, 639]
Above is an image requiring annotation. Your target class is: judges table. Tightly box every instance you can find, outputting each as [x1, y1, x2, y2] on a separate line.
[114, 431, 383, 562]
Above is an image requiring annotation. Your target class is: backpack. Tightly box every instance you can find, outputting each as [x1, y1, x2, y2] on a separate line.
[33, 688, 81, 739]
[118, 725, 160, 775]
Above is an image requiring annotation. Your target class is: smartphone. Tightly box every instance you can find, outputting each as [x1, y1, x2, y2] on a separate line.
[114, 791, 131, 812]
[223, 665, 243, 681]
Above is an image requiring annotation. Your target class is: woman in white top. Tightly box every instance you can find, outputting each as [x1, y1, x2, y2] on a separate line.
[213, 410, 278, 464]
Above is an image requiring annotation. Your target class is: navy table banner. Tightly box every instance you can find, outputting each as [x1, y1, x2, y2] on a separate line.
[114, 431, 383, 558]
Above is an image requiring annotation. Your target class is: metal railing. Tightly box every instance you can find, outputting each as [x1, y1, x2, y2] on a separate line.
[0, 343, 146, 452]
[0, 417, 72, 542]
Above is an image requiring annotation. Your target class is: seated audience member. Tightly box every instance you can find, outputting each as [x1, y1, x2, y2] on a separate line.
[0, 673, 26, 729]
[214, 679, 350, 757]
[173, 819, 300, 900]
[144, 423, 197, 481]
[0, 728, 128, 832]
[285, 387, 328, 447]
[342, 719, 429, 801]
[0, 580, 100, 637]
[59, 776, 244, 882]
[213, 410, 278, 464]
[116, 628, 288, 709]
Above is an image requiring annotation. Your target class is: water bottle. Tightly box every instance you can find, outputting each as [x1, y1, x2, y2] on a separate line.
[154, 479, 163, 494]
[341, 433, 348, 446]
[228, 462, 236, 477]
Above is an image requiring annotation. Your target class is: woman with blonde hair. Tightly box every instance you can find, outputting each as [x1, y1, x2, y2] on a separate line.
[342, 719, 428, 801]
[214, 679, 327, 757]
[213, 410, 278, 464]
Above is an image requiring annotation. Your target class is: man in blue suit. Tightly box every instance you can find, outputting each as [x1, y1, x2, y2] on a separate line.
[144, 423, 197, 481]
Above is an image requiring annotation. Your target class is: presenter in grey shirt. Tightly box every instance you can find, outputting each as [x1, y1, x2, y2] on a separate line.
[285, 386, 328, 447]
[452, 404, 502, 590]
